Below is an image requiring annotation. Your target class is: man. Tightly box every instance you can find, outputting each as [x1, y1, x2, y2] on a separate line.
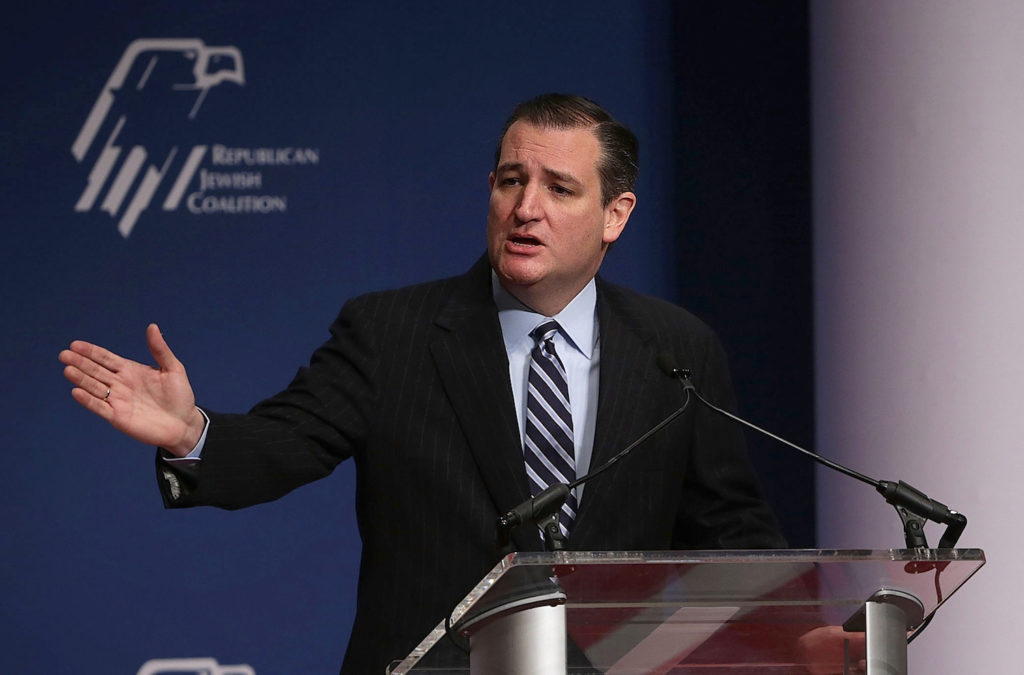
[60, 94, 784, 674]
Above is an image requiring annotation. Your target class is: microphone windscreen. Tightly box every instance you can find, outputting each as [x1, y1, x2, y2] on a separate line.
[656, 352, 680, 377]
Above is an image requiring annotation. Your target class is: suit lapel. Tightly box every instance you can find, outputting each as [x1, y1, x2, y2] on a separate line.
[573, 282, 659, 545]
[429, 259, 537, 551]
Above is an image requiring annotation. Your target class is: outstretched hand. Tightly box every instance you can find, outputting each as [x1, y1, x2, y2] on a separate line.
[59, 323, 205, 457]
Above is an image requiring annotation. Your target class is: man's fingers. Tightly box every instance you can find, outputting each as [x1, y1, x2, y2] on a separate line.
[62, 364, 109, 400]
[67, 339, 125, 372]
[145, 323, 183, 373]
[70, 387, 114, 421]
[60, 348, 114, 386]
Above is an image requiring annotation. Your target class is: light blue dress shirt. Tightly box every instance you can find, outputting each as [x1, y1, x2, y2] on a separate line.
[492, 273, 600, 506]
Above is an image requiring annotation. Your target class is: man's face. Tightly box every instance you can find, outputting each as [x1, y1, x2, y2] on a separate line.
[486, 121, 635, 315]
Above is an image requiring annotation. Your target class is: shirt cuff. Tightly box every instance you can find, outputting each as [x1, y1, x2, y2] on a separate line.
[161, 407, 210, 463]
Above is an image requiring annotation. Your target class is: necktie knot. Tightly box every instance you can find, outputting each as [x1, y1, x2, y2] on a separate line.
[530, 319, 561, 345]
[530, 319, 566, 374]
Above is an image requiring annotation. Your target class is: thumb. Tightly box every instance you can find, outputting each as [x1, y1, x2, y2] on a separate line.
[146, 323, 184, 372]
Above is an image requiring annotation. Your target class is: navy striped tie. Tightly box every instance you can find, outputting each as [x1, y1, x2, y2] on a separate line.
[524, 320, 577, 539]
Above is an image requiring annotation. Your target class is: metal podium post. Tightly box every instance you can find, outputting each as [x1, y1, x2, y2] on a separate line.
[848, 589, 925, 675]
[469, 602, 567, 675]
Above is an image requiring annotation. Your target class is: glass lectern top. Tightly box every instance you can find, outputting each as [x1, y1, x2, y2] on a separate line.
[388, 549, 984, 674]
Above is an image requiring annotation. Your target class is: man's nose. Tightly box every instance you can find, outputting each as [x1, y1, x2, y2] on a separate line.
[514, 183, 541, 222]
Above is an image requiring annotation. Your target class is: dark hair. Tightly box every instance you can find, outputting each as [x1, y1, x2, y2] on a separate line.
[493, 93, 639, 206]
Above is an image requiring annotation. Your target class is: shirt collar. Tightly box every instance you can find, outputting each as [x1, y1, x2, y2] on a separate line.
[492, 272, 597, 359]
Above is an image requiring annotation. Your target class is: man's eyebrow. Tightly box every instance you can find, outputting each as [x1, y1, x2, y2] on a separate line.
[494, 163, 584, 187]
[543, 167, 582, 187]
[496, 161, 524, 174]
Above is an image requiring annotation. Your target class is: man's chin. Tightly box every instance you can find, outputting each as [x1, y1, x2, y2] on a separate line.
[494, 258, 545, 288]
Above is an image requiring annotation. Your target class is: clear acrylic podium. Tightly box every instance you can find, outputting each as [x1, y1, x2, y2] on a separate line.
[387, 549, 984, 674]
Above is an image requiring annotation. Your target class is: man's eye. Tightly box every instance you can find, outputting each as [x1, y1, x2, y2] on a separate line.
[550, 184, 572, 196]
[500, 177, 522, 186]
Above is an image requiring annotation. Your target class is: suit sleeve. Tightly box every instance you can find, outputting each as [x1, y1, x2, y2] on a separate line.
[156, 296, 379, 510]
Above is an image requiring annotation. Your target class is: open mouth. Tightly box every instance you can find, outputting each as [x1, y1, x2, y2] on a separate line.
[509, 234, 540, 248]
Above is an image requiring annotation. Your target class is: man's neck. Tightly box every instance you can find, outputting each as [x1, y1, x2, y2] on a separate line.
[492, 272, 598, 360]
[498, 279, 593, 317]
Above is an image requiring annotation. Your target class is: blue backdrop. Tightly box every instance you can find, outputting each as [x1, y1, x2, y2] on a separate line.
[1, 2, 811, 672]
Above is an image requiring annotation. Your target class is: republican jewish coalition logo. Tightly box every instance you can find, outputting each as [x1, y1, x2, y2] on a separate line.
[72, 38, 319, 238]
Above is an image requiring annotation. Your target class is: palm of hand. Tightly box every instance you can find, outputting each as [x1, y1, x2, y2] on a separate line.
[60, 323, 204, 456]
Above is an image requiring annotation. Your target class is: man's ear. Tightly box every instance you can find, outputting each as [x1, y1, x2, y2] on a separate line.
[488, 171, 496, 191]
[602, 191, 636, 244]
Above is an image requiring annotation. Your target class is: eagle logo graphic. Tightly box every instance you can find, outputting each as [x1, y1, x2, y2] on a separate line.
[72, 39, 245, 237]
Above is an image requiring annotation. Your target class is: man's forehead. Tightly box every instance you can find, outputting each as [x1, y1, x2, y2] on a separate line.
[497, 121, 600, 174]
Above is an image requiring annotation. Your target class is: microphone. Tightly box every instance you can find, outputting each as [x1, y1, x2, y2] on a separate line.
[655, 353, 695, 391]
[656, 352, 968, 549]
[497, 360, 693, 548]
[496, 484, 570, 549]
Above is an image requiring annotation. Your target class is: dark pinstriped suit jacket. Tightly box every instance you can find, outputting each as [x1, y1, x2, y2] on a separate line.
[159, 255, 784, 674]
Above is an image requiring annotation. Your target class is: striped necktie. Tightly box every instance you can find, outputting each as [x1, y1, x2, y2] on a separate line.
[524, 319, 577, 539]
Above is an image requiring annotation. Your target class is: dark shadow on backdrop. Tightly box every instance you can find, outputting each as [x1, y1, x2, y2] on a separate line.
[670, 4, 815, 546]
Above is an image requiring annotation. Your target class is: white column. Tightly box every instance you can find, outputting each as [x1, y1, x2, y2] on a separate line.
[812, 1, 1024, 671]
